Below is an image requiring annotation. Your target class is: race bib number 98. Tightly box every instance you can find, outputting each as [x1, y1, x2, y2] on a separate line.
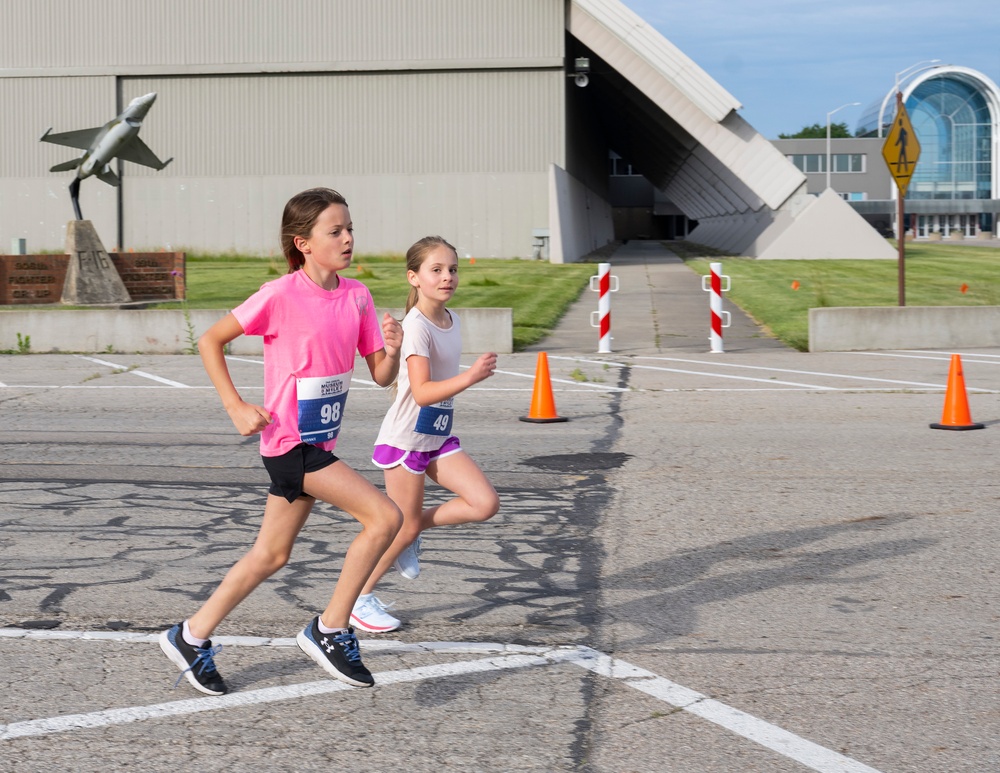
[415, 398, 454, 436]
[297, 371, 351, 444]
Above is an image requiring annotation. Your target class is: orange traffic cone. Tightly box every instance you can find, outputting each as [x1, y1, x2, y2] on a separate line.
[930, 354, 984, 430]
[519, 352, 568, 423]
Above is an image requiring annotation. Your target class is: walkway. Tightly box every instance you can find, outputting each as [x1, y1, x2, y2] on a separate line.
[527, 240, 789, 355]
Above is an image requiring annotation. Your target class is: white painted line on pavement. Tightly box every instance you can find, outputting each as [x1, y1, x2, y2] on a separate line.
[566, 647, 883, 773]
[0, 629, 885, 772]
[844, 351, 1000, 369]
[0, 384, 394, 392]
[632, 355, 951, 390]
[897, 350, 1000, 359]
[76, 355, 191, 388]
[0, 652, 553, 742]
[0, 628, 549, 656]
[554, 355, 833, 390]
[492, 366, 628, 392]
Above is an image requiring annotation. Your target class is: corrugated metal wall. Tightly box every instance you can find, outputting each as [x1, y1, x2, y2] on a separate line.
[124, 71, 563, 177]
[0, 77, 118, 248]
[1, 1, 567, 257]
[123, 171, 551, 258]
[119, 68, 563, 255]
[2, 0, 562, 71]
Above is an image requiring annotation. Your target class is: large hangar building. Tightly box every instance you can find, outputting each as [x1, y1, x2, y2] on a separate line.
[1, 0, 890, 261]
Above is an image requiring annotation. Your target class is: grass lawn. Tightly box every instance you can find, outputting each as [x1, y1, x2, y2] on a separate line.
[168, 253, 595, 351]
[11, 242, 998, 354]
[679, 242, 1000, 351]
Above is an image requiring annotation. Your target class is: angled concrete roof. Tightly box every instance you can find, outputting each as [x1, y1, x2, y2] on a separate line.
[568, 0, 894, 259]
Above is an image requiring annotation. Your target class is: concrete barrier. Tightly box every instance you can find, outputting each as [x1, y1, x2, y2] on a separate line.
[809, 306, 1000, 352]
[0, 307, 513, 355]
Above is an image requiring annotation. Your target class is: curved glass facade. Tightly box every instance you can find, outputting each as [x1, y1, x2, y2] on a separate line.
[907, 76, 992, 200]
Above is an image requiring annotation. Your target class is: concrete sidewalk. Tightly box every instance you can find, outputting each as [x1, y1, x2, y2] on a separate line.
[528, 240, 789, 355]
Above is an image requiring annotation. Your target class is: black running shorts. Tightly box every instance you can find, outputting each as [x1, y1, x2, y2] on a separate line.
[261, 443, 339, 503]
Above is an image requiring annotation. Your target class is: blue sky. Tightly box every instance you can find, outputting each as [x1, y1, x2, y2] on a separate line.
[619, 0, 1000, 139]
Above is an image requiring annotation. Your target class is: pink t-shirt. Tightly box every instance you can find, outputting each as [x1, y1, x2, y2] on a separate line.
[232, 270, 384, 457]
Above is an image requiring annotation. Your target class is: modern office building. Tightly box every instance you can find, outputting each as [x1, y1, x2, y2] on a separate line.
[773, 65, 1000, 242]
[1, 0, 890, 261]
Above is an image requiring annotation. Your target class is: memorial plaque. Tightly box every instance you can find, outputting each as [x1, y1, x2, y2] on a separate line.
[0, 256, 67, 304]
[2, 251, 185, 305]
[111, 252, 185, 301]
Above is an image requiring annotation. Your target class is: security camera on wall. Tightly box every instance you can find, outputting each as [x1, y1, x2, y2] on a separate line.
[568, 56, 590, 88]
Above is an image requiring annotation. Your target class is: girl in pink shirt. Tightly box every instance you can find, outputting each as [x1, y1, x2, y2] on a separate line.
[160, 188, 403, 694]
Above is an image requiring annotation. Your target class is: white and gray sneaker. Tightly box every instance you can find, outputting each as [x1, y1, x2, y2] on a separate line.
[393, 536, 423, 580]
[350, 593, 401, 633]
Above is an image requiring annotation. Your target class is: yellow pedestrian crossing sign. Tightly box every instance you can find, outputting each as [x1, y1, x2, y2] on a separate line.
[882, 104, 920, 196]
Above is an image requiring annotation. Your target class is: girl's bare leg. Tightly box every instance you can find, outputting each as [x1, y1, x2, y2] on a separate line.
[187, 493, 314, 639]
[301, 460, 402, 628]
[424, 451, 499, 527]
[361, 451, 499, 593]
[360, 465, 426, 593]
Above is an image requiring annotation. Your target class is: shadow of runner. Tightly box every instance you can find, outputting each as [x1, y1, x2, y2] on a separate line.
[600, 515, 932, 648]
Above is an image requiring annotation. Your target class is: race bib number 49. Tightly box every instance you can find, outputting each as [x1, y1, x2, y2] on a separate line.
[297, 371, 351, 444]
[415, 398, 454, 436]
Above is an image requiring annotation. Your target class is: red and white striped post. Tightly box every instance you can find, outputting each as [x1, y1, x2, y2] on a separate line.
[589, 262, 619, 353]
[701, 261, 731, 353]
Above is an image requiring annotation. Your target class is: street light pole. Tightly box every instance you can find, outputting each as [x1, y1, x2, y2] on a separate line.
[826, 102, 860, 190]
[877, 59, 942, 138]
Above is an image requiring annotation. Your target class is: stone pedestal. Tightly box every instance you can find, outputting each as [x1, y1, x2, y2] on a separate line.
[62, 220, 131, 305]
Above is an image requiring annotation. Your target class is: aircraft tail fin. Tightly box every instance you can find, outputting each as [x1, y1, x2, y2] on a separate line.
[97, 166, 120, 186]
[49, 158, 83, 172]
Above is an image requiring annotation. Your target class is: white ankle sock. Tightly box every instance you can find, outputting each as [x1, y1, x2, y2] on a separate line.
[316, 617, 348, 635]
[182, 620, 208, 647]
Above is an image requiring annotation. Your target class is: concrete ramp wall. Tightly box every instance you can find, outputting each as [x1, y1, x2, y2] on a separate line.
[756, 189, 896, 260]
[549, 163, 615, 263]
[0, 308, 512, 355]
[809, 306, 1000, 351]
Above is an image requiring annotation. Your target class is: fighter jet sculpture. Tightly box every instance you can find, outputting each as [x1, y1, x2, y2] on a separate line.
[40, 92, 172, 220]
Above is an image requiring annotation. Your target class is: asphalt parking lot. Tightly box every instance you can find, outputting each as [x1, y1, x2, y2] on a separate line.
[2, 340, 999, 772]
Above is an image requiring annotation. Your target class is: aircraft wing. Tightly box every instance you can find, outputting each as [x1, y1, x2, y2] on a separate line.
[39, 126, 104, 150]
[118, 136, 172, 170]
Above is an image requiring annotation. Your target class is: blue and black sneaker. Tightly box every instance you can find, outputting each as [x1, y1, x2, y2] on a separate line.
[296, 618, 374, 687]
[159, 622, 228, 695]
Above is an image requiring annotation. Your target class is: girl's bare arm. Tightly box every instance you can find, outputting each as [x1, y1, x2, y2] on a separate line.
[365, 312, 403, 387]
[198, 313, 272, 436]
[407, 352, 497, 407]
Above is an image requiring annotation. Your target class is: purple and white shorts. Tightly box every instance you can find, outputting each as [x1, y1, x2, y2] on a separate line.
[372, 436, 462, 474]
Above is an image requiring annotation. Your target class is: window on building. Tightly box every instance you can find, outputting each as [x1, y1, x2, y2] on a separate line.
[908, 76, 993, 200]
[608, 151, 642, 177]
[786, 154, 865, 173]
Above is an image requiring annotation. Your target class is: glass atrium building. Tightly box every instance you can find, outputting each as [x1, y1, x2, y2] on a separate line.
[776, 66, 1000, 240]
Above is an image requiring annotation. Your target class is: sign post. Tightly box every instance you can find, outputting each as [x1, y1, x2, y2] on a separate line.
[881, 94, 921, 306]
